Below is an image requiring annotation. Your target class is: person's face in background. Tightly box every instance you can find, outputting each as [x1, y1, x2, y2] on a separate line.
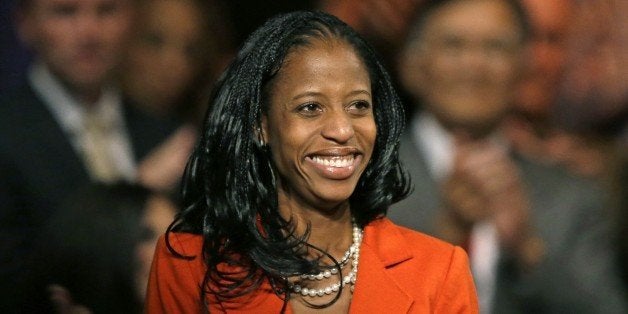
[262, 38, 376, 212]
[123, 0, 207, 112]
[400, 0, 523, 136]
[517, 0, 573, 120]
[18, 0, 134, 97]
[134, 195, 176, 300]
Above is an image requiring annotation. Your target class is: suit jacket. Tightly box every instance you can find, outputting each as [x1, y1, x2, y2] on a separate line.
[0, 83, 177, 312]
[388, 128, 628, 313]
[146, 218, 479, 313]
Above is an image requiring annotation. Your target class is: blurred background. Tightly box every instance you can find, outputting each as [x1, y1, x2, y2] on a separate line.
[0, 0, 626, 313]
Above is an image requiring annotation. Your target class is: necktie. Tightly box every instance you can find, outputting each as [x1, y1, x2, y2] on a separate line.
[81, 109, 119, 182]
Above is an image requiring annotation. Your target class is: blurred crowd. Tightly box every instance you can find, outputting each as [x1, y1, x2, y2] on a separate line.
[0, 0, 625, 313]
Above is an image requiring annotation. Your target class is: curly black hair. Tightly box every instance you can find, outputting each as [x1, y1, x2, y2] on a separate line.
[168, 10, 410, 309]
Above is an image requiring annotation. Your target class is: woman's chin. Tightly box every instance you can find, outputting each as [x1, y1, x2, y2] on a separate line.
[309, 188, 356, 211]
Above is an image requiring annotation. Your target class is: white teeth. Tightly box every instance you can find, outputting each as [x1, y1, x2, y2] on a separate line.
[311, 155, 354, 167]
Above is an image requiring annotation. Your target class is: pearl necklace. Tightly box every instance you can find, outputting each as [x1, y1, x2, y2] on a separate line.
[289, 221, 363, 297]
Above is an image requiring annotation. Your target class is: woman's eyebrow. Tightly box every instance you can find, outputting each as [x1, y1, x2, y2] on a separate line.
[292, 91, 324, 101]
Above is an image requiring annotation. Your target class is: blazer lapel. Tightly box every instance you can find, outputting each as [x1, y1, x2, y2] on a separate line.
[349, 219, 414, 313]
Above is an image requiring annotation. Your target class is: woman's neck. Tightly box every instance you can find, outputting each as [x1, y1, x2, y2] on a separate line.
[278, 196, 354, 260]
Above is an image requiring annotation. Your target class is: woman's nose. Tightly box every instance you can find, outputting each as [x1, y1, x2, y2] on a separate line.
[321, 110, 355, 143]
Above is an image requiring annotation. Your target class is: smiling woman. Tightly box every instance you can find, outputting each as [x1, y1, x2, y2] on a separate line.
[145, 11, 479, 313]
[262, 38, 376, 210]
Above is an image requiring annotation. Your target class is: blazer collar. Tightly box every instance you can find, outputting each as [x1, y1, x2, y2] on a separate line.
[349, 218, 414, 313]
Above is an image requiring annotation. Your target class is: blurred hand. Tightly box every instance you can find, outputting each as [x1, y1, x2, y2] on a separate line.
[137, 125, 197, 192]
[48, 284, 92, 314]
[441, 135, 531, 250]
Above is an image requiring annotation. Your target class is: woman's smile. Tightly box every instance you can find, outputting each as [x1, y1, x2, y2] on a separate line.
[305, 148, 363, 180]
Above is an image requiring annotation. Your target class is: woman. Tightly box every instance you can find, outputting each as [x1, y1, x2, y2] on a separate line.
[23, 183, 177, 313]
[147, 11, 478, 313]
[122, 0, 234, 193]
[121, 0, 232, 122]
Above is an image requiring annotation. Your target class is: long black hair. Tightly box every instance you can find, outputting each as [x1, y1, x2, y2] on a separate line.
[168, 10, 409, 307]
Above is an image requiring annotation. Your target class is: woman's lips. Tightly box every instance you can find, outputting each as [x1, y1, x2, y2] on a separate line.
[305, 154, 363, 180]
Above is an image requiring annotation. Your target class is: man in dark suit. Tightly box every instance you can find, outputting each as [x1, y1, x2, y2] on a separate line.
[0, 0, 179, 311]
[388, 0, 627, 313]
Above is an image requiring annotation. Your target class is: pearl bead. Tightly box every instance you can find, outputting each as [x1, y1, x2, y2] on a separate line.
[343, 276, 350, 284]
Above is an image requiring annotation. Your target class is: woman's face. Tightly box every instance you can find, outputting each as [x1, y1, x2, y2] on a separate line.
[123, 0, 206, 110]
[262, 38, 376, 212]
[134, 196, 176, 300]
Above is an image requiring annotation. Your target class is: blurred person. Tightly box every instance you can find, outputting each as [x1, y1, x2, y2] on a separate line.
[504, 0, 574, 163]
[551, 0, 628, 297]
[119, 0, 236, 193]
[389, 0, 627, 312]
[0, 0, 177, 311]
[553, 0, 627, 138]
[546, 0, 627, 180]
[22, 182, 177, 313]
[146, 11, 478, 313]
[120, 0, 233, 122]
[515, 0, 574, 124]
[506, 0, 627, 183]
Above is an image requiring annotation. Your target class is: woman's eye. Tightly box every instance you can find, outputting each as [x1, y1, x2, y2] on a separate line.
[348, 100, 372, 114]
[296, 103, 322, 116]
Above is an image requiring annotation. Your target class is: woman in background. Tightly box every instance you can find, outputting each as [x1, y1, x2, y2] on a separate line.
[122, 0, 234, 193]
[121, 0, 232, 123]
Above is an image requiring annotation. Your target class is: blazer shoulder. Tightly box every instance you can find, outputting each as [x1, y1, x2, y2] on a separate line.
[395, 222, 458, 256]
[158, 232, 204, 261]
[367, 218, 463, 271]
[385, 220, 473, 281]
[146, 233, 206, 313]
[365, 218, 478, 312]
[0, 84, 42, 120]
[393, 223, 479, 312]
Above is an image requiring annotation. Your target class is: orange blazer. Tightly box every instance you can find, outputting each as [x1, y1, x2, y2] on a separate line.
[146, 217, 479, 313]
